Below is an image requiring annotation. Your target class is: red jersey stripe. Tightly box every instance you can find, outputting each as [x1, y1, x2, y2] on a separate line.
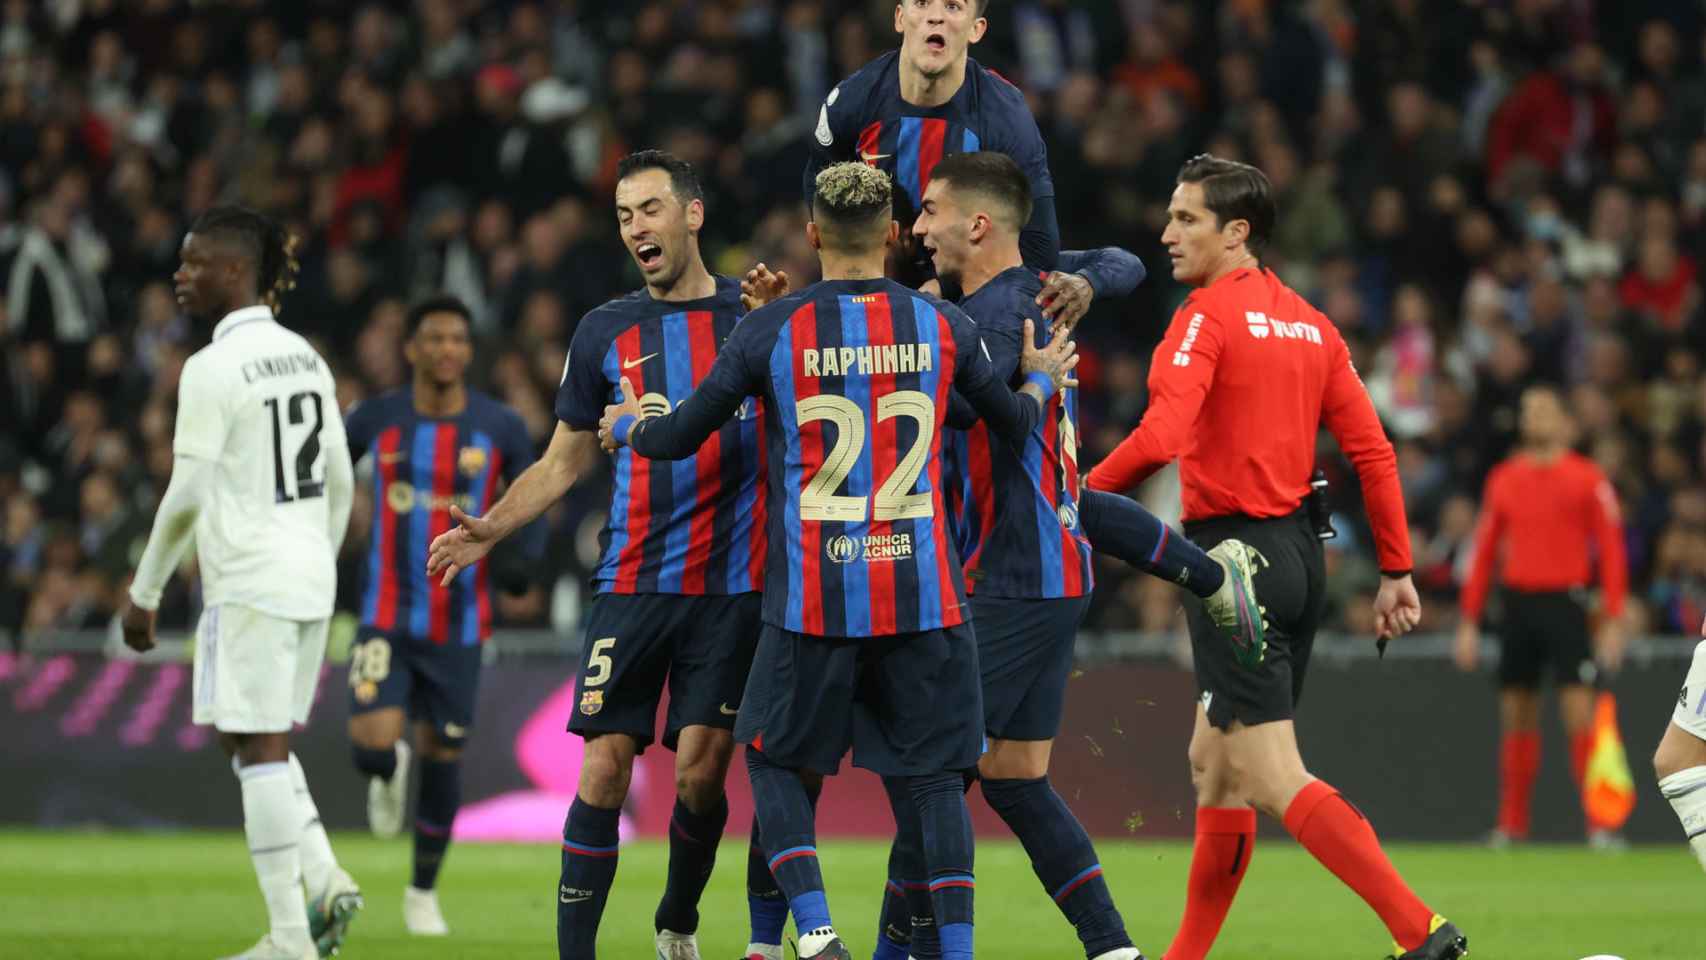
[615, 326, 651, 591]
[865, 294, 899, 636]
[427, 425, 459, 643]
[790, 305, 826, 636]
[374, 426, 402, 630]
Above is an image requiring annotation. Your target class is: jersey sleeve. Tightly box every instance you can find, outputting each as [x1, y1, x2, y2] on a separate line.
[804, 80, 858, 202]
[1459, 467, 1507, 622]
[343, 398, 377, 464]
[172, 354, 230, 461]
[628, 312, 768, 460]
[555, 318, 614, 430]
[1587, 463, 1628, 618]
[1055, 247, 1147, 298]
[945, 304, 1043, 444]
[989, 80, 1060, 269]
[945, 292, 1026, 430]
[1319, 328, 1413, 574]
[1086, 304, 1225, 492]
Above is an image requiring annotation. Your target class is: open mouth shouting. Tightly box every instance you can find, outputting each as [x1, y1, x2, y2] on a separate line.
[634, 241, 664, 270]
[925, 32, 947, 53]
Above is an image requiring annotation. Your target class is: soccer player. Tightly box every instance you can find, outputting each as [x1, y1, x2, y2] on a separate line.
[809, 0, 1059, 273]
[1656, 613, 1706, 875]
[1455, 384, 1628, 847]
[1086, 156, 1468, 960]
[118, 207, 362, 960]
[600, 160, 1079, 960]
[342, 294, 541, 934]
[426, 151, 774, 960]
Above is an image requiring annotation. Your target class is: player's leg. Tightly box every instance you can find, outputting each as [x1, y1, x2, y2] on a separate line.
[1078, 489, 1264, 656]
[1657, 639, 1706, 873]
[1550, 592, 1610, 841]
[560, 595, 673, 960]
[972, 595, 1137, 960]
[736, 626, 862, 960]
[746, 771, 826, 960]
[347, 629, 412, 838]
[1494, 683, 1543, 843]
[1163, 705, 1255, 960]
[199, 605, 322, 959]
[654, 594, 759, 955]
[874, 776, 938, 960]
[858, 626, 986, 960]
[402, 639, 482, 935]
[288, 618, 361, 956]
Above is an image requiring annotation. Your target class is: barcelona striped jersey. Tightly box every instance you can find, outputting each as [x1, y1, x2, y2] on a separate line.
[943, 266, 1093, 599]
[622, 278, 1050, 638]
[808, 51, 1057, 266]
[345, 388, 536, 644]
[556, 276, 766, 595]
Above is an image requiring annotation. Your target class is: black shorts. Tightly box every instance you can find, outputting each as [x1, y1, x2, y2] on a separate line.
[734, 622, 984, 777]
[1183, 509, 1325, 731]
[348, 627, 483, 748]
[974, 594, 1090, 741]
[567, 592, 762, 753]
[1496, 588, 1596, 689]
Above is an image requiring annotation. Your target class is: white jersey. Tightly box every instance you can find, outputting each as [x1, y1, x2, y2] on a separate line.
[174, 306, 347, 619]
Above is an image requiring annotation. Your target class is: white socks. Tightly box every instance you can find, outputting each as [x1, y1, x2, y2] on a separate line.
[1660, 766, 1706, 873]
[289, 753, 338, 901]
[238, 760, 310, 948]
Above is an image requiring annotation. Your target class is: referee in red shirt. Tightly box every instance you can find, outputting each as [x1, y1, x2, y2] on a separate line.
[1086, 155, 1465, 960]
[1455, 384, 1628, 847]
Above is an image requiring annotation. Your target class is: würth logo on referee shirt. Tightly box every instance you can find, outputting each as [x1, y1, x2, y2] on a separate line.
[1172, 313, 1205, 367]
[1245, 311, 1321, 344]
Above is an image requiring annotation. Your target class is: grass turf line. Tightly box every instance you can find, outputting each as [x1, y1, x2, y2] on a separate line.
[1, 830, 1701, 959]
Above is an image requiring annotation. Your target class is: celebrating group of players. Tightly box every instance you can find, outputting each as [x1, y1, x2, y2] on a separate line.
[109, 2, 1510, 959]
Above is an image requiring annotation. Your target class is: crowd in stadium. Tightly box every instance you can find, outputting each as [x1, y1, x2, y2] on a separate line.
[2, 0, 1705, 643]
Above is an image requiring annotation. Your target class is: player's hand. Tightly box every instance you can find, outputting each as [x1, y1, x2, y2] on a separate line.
[1018, 318, 1079, 392]
[598, 377, 643, 452]
[119, 599, 157, 653]
[919, 279, 943, 297]
[1453, 619, 1480, 672]
[427, 505, 499, 586]
[740, 262, 790, 312]
[1373, 573, 1422, 643]
[1594, 616, 1626, 674]
[1037, 271, 1095, 334]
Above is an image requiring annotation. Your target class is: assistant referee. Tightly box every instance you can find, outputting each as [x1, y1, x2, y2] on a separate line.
[1086, 155, 1466, 960]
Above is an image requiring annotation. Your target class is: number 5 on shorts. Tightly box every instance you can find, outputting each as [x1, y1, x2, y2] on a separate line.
[585, 637, 616, 686]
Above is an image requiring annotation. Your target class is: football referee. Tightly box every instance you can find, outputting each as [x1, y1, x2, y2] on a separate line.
[1086, 155, 1466, 960]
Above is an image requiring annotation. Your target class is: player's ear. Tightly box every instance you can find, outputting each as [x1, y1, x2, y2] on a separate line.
[894, 3, 905, 34]
[886, 220, 901, 247]
[806, 221, 822, 251]
[1224, 218, 1250, 251]
[968, 212, 990, 244]
[402, 333, 418, 368]
[970, 16, 988, 43]
[686, 198, 705, 233]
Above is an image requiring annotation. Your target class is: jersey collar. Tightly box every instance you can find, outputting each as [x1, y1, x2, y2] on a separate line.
[212, 305, 275, 341]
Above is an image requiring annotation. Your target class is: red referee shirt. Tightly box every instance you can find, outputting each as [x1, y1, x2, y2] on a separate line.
[1086, 267, 1413, 574]
[1458, 450, 1627, 621]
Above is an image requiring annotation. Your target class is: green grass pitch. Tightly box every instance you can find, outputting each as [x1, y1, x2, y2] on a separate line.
[3, 830, 1701, 959]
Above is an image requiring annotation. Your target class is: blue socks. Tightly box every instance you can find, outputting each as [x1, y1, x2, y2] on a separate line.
[907, 773, 975, 960]
[656, 794, 729, 935]
[1079, 489, 1224, 598]
[746, 747, 832, 934]
[352, 744, 396, 781]
[558, 798, 621, 960]
[981, 775, 1132, 958]
[412, 758, 460, 890]
[879, 776, 943, 960]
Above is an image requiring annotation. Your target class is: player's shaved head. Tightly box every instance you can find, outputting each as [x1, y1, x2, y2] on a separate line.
[927, 151, 1031, 233]
[811, 162, 895, 253]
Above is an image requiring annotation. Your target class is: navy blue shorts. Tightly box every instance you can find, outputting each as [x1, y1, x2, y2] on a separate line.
[347, 627, 483, 748]
[567, 592, 762, 754]
[974, 594, 1090, 741]
[734, 622, 984, 777]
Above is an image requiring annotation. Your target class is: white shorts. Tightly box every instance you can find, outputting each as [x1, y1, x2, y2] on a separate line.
[193, 604, 329, 733]
[1672, 640, 1706, 742]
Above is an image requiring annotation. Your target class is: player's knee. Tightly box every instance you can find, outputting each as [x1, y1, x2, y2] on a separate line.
[352, 743, 396, 779]
[1655, 737, 1692, 781]
[578, 738, 634, 806]
[675, 767, 725, 809]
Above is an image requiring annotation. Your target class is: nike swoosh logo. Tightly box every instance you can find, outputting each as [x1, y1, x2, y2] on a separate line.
[859, 151, 892, 163]
[719, 703, 739, 716]
[623, 353, 658, 370]
[560, 893, 592, 903]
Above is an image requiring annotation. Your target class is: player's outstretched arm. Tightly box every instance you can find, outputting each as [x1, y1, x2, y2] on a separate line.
[427, 421, 600, 585]
[1041, 247, 1147, 332]
[603, 334, 759, 459]
[121, 455, 215, 651]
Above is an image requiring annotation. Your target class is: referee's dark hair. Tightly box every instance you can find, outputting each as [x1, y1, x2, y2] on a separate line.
[616, 149, 705, 206]
[405, 294, 474, 338]
[928, 151, 1033, 233]
[1177, 154, 1276, 256]
[188, 206, 300, 312]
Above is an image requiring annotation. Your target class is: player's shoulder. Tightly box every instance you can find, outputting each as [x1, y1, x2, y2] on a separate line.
[468, 387, 531, 433]
[834, 50, 900, 105]
[967, 56, 1028, 106]
[573, 290, 651, 340]
[711, 273, 744, 309]
[961, 267, 1042, 331]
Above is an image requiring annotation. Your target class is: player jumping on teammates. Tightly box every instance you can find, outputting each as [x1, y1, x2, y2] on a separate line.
[120, 207, 362, 960]
[600, 161, 1080, 960]
[342, 294, 543, 935]
[426, 151, 786, 960]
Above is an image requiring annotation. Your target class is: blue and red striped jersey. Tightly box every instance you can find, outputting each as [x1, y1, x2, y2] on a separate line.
[942, 267, 1093, 599]
[807, 51, 1058, 266]
[621, 278, 1051, 638]
[555, 276, 766, 596]
[345, 388, 536, 644]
